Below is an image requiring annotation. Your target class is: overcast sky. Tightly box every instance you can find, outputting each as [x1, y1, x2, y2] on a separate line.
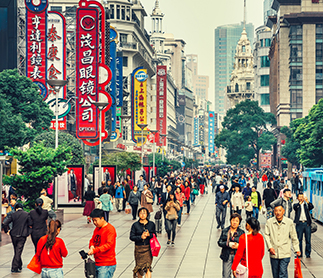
[140, 0, 264, 106]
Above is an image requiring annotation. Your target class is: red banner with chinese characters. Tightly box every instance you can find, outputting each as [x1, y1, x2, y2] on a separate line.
[156, 65, 167, 146]
[26, 10, 47, 93]
[76, 7, 99, 140]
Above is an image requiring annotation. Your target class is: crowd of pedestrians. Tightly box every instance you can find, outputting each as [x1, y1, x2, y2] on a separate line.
[0, 166, 315, 278]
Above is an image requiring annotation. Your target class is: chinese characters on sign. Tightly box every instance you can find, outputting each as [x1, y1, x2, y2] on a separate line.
[156, 65, 167, 147]
[208, 112, 215, 154]
[193, 116, 199, 146]
[47, 11, 67, 130]
[76, 8, 99, 140]
[199, 114, 205, 146]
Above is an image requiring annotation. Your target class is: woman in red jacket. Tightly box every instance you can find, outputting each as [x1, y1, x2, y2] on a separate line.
[184, 181, 191, 214]
[37, 220, 68, 277]
[232, 217, 264, 278]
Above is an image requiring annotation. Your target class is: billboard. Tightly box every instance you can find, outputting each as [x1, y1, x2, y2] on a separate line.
[76, 7, 99, 140]
[47, 11, 67, 130]
[116, 51, 123, 107]
[109, 27, 117, 135]
[131, 67, 148, 145]
[199, 114, 205, 145]
[208, 112, 215, 154]
[156, 65, 167, 146]
[193, 115, 199, 146]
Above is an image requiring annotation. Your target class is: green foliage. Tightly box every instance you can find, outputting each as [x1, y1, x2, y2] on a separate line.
[3, 142, 72, 209]
[215, 100, 277, 168]
[91, 152, 141, 181]
[32, 131, 85, 165]
[183, 157, 198, 169]
[0, 69, 53, 149]
[293, 99, 323, 167]
[280, 123, 301, 165]
[148, 153, 182, 177]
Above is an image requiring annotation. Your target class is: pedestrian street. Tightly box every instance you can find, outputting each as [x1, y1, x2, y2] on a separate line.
[1, 184, 323, 278]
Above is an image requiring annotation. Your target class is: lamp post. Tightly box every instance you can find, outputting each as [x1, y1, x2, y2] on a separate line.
[159, 134, 167, 161]
[46, 79, 68, 210]
[149, 129, 158, 180]
[137, 124, 148, 170]
[93, 101, 110, 191]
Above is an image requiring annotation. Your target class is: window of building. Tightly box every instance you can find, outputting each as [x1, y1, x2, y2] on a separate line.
[235, 83, 239, 92]
[121, 6, 125, 20]
[261, 75, 270, 86]
[265, 38, 271, 47]
[289, 25, 302, 40]
[290, 67, 302, 85]
[65, 6, 76, 17]
[246, 82, 251, 90]
[110, 5, 115, 19]
[260, 39, 263, 47]
[122, 56, 128, 67]
[51, 6, 62, 12]
[290, 90, 303, 109]
[316, 89, 323, 103]
[120, 33, 127, 43]
[116, 5, 120, 19]
[316, 43, 323, 62]
[316, 67, 323, 85]
[261, 94, 270, 106]
[261, 56, 270, 67]
[316, 24, 323, 39]
[126, 7, 131, 21]
[122, 126, 128, 140]
[242, 45, 246, 52]
[290, 44, 302, 62]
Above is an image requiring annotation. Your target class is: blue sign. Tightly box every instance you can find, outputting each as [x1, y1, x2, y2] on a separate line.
[135, 70, 148, 82]
[208, 112, 215, 154]
[116, 52, 123, 107]
[181, 162, 185, 168]
[25, 0, 48, 13]
[110, 41, 117, 132]
[193, 116, 199, 146]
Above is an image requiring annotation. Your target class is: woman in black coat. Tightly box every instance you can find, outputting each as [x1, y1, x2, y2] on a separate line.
[29, 198, 48, 252]
[217, 213, 244, 278]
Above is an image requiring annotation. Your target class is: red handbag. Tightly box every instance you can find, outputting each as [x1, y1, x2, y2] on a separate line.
[294, 257, 303, 278]
[150, 234, 161, 257]
[27, 254, 42, 274]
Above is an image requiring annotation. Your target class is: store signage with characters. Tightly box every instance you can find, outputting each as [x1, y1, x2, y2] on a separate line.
[208, 112, 215, 154]
[131, 67, 148, 145]
[156, 65, 167, 147]
[193, 115, 199, 146]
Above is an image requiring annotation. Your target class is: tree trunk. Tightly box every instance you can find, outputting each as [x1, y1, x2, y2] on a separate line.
[256, 149, 260, 170]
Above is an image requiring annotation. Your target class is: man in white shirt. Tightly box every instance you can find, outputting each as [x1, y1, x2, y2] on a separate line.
[40, 189, 56, 220]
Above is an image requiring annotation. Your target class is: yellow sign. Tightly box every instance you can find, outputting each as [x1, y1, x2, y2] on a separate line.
[133, 68, 148, 146]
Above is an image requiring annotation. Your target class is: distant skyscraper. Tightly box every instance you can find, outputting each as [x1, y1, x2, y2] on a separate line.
[263, 0, 276, 25]
[214, 22, 254, 116]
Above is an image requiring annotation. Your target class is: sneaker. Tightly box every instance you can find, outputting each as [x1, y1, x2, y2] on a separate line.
[178, 224, 181, 227]
[167, 240, 171, 246]
[171, 242, 175, 247]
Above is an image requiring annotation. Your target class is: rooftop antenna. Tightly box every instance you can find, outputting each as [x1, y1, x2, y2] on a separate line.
[243, 0, 246, 30]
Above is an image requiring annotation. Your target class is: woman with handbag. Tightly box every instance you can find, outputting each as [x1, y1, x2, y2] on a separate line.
[130, 207, 156, 278]
[141, 184, 154, 213]
[217, 213, 244, 278]
[165, 192, 180, 247]
[232, 217, 265, 278]
[175, 187, 185, 226]
[36, 220, 68, 277]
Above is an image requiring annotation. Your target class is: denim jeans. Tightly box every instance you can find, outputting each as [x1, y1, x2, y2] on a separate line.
[177, 207, 183, 225]
[96, 265, 116, 278]
[166, 219, 177, 241]
[216, 206, 227, 229]
[270, 257, 290, 278]
[222, 253, 234, 278]
[41, 268, 64, 278]
[190, 192, 196, 203]
[253, 207, 259, 219]
[296, 222, 311, 257]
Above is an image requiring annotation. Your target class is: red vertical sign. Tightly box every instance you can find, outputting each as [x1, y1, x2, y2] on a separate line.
[156, 65, 167, 146]
[76, 8, 99, 140]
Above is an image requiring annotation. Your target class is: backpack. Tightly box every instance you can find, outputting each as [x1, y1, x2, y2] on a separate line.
[115, 186, 124, 198]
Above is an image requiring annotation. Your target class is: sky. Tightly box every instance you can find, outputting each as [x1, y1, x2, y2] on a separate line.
[140, 0, 264, 106]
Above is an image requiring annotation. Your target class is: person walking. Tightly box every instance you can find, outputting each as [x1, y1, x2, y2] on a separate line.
[263, 182, 276, 219]
[141, 184, 153, 213]
[165, 192, 180, 247]
[184, 181, 191, 215]
[262, 173, 268, 188]
[175, 187, 185, 226]
[123, 180, 131, 211]
[245, 196, 253, 219]
[238, 175, 246, 189]
[215, 186, 230, 230]
[29, 198, 48, 252]
[3, 203, 32, 273]
[232, 217, 265, 278]
[37, 220, 68, 278]
[231, 185, 244, 215]
[242, 183, 252, 199]
[217, 213, 244, 278]
[89, 209, 117, 278]
[40, 189, 56, 220]
[98, 181, 106, 197]
[190, 177, 197, 205]
[114, 182, 126, 212]
[251, 186, 262, 220]
[137, 175, 146, 195]
[130, 207, 156, 278]
[264, 203, 300, 278]
[99, 188, 113, 222]
[293, 193, 314, 258]
[290, 173, 297, 195]
[270, 188, 292, 218]
[83, 186, 95, 224]
[128, 186, 141, 220]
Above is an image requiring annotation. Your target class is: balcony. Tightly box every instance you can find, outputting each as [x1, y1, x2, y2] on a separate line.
[119, 42, 137, 50]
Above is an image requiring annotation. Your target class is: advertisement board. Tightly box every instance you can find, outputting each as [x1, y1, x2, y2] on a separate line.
[76, 7, 99, 140]
[208, 112, 215, 154]
[156, 65, 167, 146]
[193, 115, 199, 146]
[199, 114, 205, 145]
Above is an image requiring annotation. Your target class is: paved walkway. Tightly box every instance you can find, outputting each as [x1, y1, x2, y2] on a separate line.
[1, 185, 323, 277]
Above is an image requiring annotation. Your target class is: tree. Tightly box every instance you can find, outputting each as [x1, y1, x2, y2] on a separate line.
[32, 131, 85, 165]
[3, 142, 72, 209]
[215, 100, 277, 169]
[91, 152, 141, 181]
[293, 99, 323, 167]
[0, 69, 54, 149]
[148, 153, 182, 177]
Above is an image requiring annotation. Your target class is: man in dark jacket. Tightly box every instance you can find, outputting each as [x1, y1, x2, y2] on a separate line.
[160, 185, 172, 220]
[3, 203, 32, 273]
[215, 186, 230, 229]
[293, 193, 314, 258]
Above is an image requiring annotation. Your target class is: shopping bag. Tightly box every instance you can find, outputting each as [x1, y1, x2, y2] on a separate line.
[193, 189, 199, 196]
[150, 234, 161, 257]
[27, 254, 42, 274]
[125, 204, 131, 214]
[294, 257, 303, 278]
[84, 257, 97, 278]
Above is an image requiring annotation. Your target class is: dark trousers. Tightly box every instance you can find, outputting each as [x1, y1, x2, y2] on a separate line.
[216, 206, 227, 229]
[296, 222, 311, 257]
[31, 233, 43, 253]
[270, 257, 290, 278]
[246, 211, 253, 219]
[10, 235, 27, 271]
[185, 199, 190, 214]
[233, 209, 242, 216]
[103, 210, 109, 222]
[130, 204, 138, 220]
[166, 219, 177, 242]
[177, 207, 183, 225]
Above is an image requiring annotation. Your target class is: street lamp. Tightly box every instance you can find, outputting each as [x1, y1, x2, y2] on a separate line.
[137, 124, 148, 170]
[93, 101, 110, 191]
[159, 133, 167, 161]
[149, 129, 158, 180]
[46, 79, 68, 210]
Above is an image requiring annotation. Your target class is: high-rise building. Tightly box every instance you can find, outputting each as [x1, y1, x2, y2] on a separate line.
[263, 0, 276, 25]
[214, 22, 254, 116]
